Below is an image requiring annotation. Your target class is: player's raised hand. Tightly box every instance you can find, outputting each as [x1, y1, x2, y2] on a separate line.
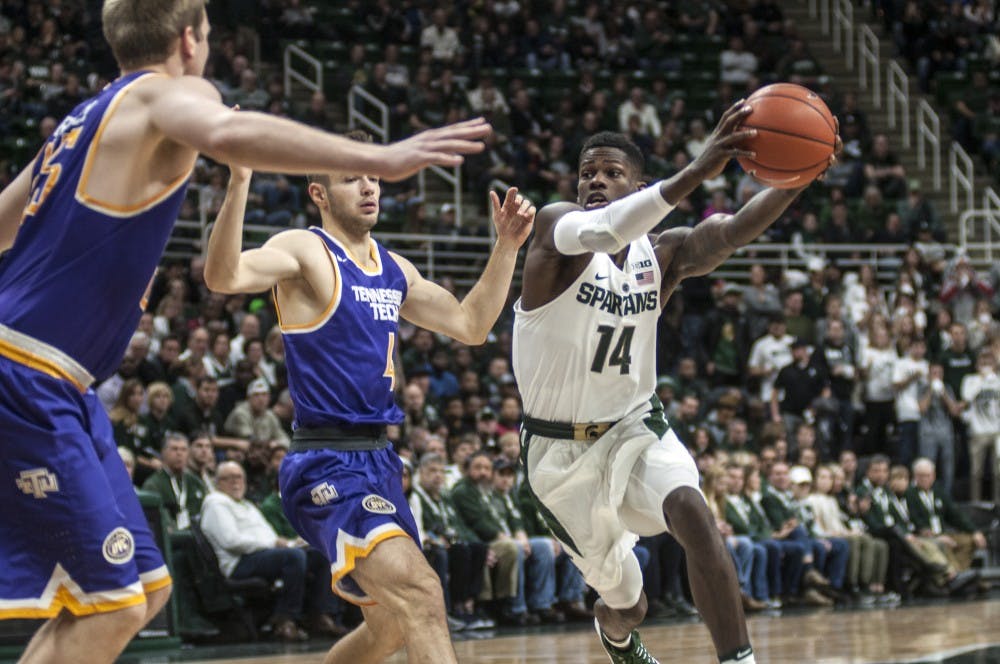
[490, 187, 535, 248]
[380, 118, 492, 181]
[691, 98, 758, 179]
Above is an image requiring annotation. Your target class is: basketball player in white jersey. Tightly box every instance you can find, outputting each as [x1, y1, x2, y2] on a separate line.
[513, 100, 839, 664]
[0, 2, 488, 662]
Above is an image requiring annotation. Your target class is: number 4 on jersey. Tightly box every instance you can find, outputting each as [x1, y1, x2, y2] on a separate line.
[591, 325, 634, 375]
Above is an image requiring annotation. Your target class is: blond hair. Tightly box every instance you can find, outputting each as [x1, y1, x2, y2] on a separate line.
[102, 0, 207, 70]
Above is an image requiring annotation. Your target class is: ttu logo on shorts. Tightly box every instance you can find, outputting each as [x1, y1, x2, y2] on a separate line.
[16, 468, 59, 498]
[362, 494, 396, 514]
[102, 527, 135, 565]
[311, 482, 338, 506]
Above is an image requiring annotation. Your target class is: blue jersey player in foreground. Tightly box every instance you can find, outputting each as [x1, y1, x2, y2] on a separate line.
[204, 131, 535, 663]
[0, 0, 491, 661]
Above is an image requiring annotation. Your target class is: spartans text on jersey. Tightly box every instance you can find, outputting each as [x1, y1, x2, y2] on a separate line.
[576, 282, 658, 316]
[351, 286, 403, 322]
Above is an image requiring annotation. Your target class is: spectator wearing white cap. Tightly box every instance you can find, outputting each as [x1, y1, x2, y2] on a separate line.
[224, 378, 290, 447]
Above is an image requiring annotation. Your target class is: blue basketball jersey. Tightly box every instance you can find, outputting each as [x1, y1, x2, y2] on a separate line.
[280, 228, 408, 428]
[0, 71, 190, 382]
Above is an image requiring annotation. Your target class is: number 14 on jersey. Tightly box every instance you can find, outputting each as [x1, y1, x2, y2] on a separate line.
[591, 325, 634, 375]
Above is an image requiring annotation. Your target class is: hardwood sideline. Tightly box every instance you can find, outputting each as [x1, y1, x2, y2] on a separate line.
[175, 598, 999, 664]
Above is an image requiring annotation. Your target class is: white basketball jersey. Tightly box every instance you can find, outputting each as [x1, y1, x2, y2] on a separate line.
[513, 236, 661, 423]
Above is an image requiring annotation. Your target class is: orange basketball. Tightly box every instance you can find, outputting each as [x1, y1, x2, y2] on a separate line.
[736, 83, 837, 189]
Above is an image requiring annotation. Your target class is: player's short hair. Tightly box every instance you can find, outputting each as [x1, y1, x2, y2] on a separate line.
[308, 130, 373, 187]
[580, 132, 645, 176]
[102, 0, 208, 70]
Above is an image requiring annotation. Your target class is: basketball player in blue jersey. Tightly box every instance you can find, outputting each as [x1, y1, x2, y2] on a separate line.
[0, 1, 492, 661]
[203, 131, 535, 663]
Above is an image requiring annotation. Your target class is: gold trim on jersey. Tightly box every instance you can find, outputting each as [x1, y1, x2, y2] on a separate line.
[0, 324, 94, 391]
[314, 227, 382, 276]
[329, 525, 410, 607]
[75, 74, 193, 218]
[274, 237, 342, 334]
[0, 564, 149, 619]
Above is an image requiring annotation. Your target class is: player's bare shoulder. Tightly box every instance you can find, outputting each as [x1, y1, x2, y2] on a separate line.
[134, 74, 222, 105]
[529, 201, 582, 252]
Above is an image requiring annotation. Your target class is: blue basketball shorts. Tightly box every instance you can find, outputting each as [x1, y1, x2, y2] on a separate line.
[279, 445, 419, 605]
[0, 356, 169, 619]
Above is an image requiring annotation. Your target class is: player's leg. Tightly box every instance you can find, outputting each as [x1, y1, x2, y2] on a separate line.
[591, 551, 648, 641]
[321, 603, 405, 664]
[348, 535, 455, 664]
[621, 426, 752, 663]
[663, 486, 750, 659]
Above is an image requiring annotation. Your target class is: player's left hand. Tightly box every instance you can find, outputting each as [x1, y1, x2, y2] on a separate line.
[491, 186, 535, 248]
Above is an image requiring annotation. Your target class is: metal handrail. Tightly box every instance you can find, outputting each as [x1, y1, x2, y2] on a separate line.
[347, 85, 389, 142]
[832, 0, 854, 70]
[418, 165, 463, 230]
[916, 101, 941, 191]
[887, 61, 910, 148]
[959, 207, 1000, 263]
[859, 26, 881, 108]
[283, 44, 322, 99]
[950, 142, 974, 215]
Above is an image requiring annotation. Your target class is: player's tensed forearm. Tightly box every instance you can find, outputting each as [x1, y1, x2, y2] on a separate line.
[676, 186, 803, 276]
[457, 240, 521, 344]
[204, 174, 252, 291]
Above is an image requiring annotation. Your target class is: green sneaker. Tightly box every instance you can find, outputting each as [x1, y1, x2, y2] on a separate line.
[594, 618, 659, 664]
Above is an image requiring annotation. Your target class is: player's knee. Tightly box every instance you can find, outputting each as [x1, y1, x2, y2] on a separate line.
[109, 602, 149, 636]
[144, 586, 171, 618]
[663, 486, 712, 533]
[384, 566, 445, 621]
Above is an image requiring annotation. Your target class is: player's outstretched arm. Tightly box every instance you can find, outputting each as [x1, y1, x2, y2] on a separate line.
[658, 134, 842, 281]
[203, 164, 303, 294]
[546, 100, 756, 256]
[395, 188, 535, 345]
[145, 77, 490, 181]
[657, 186, 806, 281]
[0, 158, 35, 252]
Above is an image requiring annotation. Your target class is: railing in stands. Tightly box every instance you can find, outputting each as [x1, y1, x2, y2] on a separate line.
[347, 85, 389, 142]
[916, 101, 942, 191]
[887, 61, 911, 149]
[950, 143, 975, 215]
[959, 210, 1000, 264]
[282, 44, 322, 99]
[831, 0, 854, 70]
[347, 86, 464, 230]
[188, 214, 991, 287]
[858, 26, 881, 108]
[418, 165, 464, 230]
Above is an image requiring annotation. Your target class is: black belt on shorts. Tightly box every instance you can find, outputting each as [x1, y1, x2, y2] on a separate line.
[521, 416, 618, 441]
[290, 424, 389, 452]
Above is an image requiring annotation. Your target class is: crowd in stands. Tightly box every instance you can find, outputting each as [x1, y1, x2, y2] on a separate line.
[873, 1, 1000, 180]
[0, 0, 964, 242]
[2, 0, 999, 647]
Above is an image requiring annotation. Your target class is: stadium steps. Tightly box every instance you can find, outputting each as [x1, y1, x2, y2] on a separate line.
[784, 4, 993, 246]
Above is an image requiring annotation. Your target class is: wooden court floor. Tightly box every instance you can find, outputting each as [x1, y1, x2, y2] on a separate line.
[170, 598, 1000, 664]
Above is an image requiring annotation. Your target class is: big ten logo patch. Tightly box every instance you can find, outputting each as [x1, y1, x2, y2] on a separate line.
[362, 494, 397, 514]
[102, 527, 135, 565]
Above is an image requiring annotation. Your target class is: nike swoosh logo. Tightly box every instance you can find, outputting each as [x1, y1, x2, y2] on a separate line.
[594, 273, 608, 280]
[736, 647, 754, 660]
[335, 256, 349, 263]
